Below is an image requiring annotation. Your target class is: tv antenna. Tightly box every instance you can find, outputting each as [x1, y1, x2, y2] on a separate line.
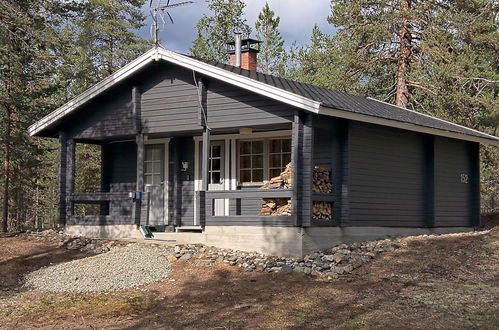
[149, 0, 194, 47]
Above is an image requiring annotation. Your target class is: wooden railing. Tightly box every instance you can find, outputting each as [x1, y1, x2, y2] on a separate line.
[66, 192, 136, 225]
[200, 189, 296, 226]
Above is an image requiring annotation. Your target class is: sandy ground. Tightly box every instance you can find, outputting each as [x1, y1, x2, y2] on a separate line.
[0, 228, 498, 329]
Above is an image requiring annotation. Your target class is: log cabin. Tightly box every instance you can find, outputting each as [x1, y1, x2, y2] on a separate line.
[29, 40, 499, 257]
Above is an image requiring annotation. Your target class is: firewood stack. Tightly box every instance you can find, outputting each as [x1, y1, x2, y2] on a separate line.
[313, 166, 332, 193]
[313, 201, 333, 220]
[260, 163, 293, 216]
[313, 166, 333, 220]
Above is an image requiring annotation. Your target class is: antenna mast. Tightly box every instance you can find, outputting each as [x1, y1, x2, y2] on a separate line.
[149, 0, 194, 47]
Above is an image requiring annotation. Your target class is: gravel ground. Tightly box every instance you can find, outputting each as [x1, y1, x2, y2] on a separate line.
[24, 244, 173, 293]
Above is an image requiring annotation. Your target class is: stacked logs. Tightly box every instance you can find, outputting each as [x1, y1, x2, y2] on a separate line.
[313, 166, 332, 193]
[260, 163, 293, 216]
[313, 201, 333, 220]
[313, 166, 333, 220]
[259, 164, 334, 219]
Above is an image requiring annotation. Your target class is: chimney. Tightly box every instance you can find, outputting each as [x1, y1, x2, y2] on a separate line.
[227, 36, 261, 71]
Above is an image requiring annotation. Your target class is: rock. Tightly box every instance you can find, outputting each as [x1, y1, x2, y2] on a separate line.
[180, 253, 192, 260]
[167, 255, 178, 262]
[281, 265, 294, 272]
[194, 260, 213, 267]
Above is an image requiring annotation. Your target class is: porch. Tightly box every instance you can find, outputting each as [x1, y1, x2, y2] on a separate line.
[58, 114, 339, 231]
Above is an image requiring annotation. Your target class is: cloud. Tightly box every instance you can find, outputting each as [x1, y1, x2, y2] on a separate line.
[137, 0, 333, 53]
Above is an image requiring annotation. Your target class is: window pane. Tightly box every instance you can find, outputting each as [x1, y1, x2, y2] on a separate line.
[282, 153, 291, 166]
[240, 155, 251, 169]
[253, 155, 264, 168]
[152, 161, 161, 174]
[145, 162, 154, 174]
[269, 154, 281, 168]
[151, 147, 161, 160]
[211, 159, 221, 171]
[211, 145, 221, 158]
[152, 174, 161, 185]
[252, 141, 264, 154]
[282, 139, 291, 152]
[269, 139, 281, 153]
[240, 141, 251, 154]
[252, 169, 263, 182]
[240, 170, 251, 183]
[270, 169, 281, 179]
[211, 171, 221, 184]
[145, 174, 152, 185]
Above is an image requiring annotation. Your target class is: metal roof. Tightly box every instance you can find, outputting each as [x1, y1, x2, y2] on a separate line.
[28, 47, 499, 146]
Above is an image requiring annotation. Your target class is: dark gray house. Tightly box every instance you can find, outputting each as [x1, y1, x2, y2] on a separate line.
[29, 43, 499, 257]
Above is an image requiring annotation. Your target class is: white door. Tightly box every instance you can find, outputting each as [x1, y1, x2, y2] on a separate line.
[144, 144, 165, 226]
[208, 141, 225, 216]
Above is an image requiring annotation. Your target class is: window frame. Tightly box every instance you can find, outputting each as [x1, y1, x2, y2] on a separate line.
[144, 144, 164, 186]
[237, 136, 292, 186]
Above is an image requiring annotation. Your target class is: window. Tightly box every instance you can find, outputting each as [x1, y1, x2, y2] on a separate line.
[238, 137, 291, 184]
[144, 145, 163, 185]
[239, 140, 264, 183]
[269, 138, 292, 178]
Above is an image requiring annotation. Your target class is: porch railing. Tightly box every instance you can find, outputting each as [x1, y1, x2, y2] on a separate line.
[66, 192, 136, 225]
[199, 189, 296, 226]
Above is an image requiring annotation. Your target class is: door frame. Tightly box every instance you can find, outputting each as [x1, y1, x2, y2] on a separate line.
[144, 137, 170, 225]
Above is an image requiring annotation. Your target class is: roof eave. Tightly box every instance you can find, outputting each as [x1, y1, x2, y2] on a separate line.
[318, 105, 499, 147]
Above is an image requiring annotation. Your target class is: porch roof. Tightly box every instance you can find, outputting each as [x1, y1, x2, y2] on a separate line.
[29, 47, 499, 146]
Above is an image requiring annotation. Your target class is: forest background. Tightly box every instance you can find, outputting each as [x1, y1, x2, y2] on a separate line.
[0, 0, 497, 231]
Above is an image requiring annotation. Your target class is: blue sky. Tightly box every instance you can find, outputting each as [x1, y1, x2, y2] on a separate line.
[138, 0, 333, 54]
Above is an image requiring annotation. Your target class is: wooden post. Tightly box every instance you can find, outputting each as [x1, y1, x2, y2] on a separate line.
[301, 113, 314, 227]
[198, 78, 209, 222]
[58, 132, 75, 224]
[291, 112, 303, 226]
[470, 142, 481, 227]
[100, 143, 110, 215]
[134, 133, 144, 225]
[424, 136, 435, 227]
[339, 122, 350, 226]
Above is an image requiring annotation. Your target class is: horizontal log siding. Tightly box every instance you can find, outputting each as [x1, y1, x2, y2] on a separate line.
[348, 122, 427, 227]
[172, 137, 195, 227]
[106, 142, 136, 222]
[434, 137, 475, 227]
[140, 66, 201, 133]
[206, 80, 293, 129]
[312, 116, 341, 226]
[67, 86, 135, 139]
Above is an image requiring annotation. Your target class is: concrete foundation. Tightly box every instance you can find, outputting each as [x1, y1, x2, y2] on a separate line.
[64, 224, 142, 239]
[65, 224, 475, 257]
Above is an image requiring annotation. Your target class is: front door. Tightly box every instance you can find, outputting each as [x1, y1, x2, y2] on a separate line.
[144, 144, 165, 226]
[208, 141, 225, 216]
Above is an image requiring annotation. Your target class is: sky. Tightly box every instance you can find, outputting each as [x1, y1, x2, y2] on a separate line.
[138, 0, 333, 54]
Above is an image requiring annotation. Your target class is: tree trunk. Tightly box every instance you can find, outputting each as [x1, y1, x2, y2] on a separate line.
[2, 105, 11, 233]
[395, 0, 412, 108]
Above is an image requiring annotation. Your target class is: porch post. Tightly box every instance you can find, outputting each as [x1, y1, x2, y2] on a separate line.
[198, 77, 209, 225]
[58, 132, 75, 224]
[301, 113, 314, 227]
[291, 112, 303, 226]
[134, 133, 144, 225]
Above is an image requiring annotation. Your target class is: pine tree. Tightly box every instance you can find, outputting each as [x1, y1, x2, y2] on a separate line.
[74, 0, 149, 83]
[254, 3, 286, 76]
[0, 0, 73, 231]
[190, 0, 250, 62]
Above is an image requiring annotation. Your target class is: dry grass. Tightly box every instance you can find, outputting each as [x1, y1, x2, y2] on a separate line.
[0, 229, 498, 329]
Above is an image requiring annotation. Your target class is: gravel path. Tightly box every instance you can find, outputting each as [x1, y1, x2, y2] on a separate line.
[24, 244, 173, 293]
